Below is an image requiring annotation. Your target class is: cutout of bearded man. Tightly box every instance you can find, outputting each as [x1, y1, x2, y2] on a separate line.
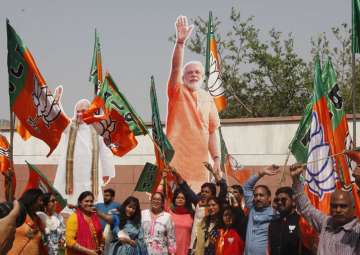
[53, 94, 115, 212]
[166, 16, 221, 190]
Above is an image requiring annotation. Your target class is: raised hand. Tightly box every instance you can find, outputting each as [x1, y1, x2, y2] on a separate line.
[203, 161, 214, 173]
[289, 163, 305, 180]
[0, 200, 20, 254]
[175, 15, 193, 43]
[54, 85, 63, 103]
[258, 164, 280, 177]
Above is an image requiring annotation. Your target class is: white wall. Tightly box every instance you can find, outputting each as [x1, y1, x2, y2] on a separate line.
[3, 117, 360, 166]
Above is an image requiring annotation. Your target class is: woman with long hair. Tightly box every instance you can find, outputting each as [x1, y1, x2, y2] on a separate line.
[169, 188, 194, 255]
[37, 193, 66, 255]
[216, 206, 244, 255]
[108, 196, 147, 255]
[65, 191, 103, 255]
[194, 196, 222, 255]
[8, 188, 45, 255]
[141, 192, 176, 255]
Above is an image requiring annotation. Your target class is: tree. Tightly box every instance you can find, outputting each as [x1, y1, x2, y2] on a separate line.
[309, 23, 360, 113]
[171, 8, 360, 118]
[173, 8, 313, 118]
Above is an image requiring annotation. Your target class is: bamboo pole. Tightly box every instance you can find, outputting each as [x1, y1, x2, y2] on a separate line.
[352, 52, 357, 147]
[278, 150, 291, 187]
[6, 111, 15, 201]
[300, 149, 354, 167]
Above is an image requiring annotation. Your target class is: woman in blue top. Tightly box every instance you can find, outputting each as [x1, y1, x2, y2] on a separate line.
[108, 196, 148, 255]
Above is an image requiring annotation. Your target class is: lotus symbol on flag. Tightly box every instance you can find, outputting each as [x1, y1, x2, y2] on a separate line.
[305, 111, 336, 199]
[93, 117, 116, 146]
[207, 53, 225, 98]
[31, 76, 62, 128]
[229, 155, 244, 171]
[0, 147, 10, 158]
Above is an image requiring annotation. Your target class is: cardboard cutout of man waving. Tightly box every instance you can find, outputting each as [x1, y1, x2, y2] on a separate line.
[166, 16, 221, 190]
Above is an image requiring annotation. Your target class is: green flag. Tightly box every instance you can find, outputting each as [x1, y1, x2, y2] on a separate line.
[289, 57, 343, 163]
[322, 57, 354, 186]
[353, 0, 360, 54]
[94, 73, 147, 136]
[134, 162, 158, 192]
[150, 76, 174, 164]
[205, 11, 213, 78]
[219, 127, 229, 172]
[24, 161, 67, 213]
[89, 29, 102, 94]
[288, 103, 312, 163]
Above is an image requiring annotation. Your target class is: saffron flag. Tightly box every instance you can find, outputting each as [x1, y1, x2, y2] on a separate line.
[290, 57, 360, 212]
[0, 134, 10, 173]
[289, 56, 360, 249]
[219, 127, 252, 184]
[0, 134, 16, 199]
[83, 73, 147, 157]
[352, 0, 360, 54]
[16, 117, 32, 141]
[7, 20, 70, 156]
[89, 29, 103, 94]
[205, 11, 227, 112]
[150, 77, 176, 196]
[24, 161, 67, 213]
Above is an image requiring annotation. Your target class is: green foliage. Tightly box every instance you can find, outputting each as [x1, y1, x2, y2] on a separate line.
[173, 8, 359, 118]
[310, 23, 360, 113]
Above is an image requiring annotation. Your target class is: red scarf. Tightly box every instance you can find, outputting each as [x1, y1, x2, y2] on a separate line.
[75, 209, 102, 253]
[170, 205, 191, 215]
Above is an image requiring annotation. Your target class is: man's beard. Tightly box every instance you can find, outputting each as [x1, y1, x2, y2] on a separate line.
[184, 81, 202, 91]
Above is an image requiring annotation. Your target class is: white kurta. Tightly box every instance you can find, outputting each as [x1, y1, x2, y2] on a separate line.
[54, 123, 115, 212]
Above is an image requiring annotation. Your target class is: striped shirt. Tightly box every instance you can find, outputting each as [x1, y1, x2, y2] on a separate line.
[293, 180, 360, 255]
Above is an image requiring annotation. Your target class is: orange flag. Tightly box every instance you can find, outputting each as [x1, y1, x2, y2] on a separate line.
[0, 134, 10, 173]
[0, 134, 16, 199]
[7, 20, 70, 156]
[83, 73, 147, 157]
[205, 11, 227, 112]
[16, 118, 32, 141]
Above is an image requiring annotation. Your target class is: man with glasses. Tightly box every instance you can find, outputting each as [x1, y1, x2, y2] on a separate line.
[268, 187, 310, 255]
[290, 164, 360, 255]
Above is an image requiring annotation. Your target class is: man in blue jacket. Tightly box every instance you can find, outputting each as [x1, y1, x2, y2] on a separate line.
[243, 165, 279, 255]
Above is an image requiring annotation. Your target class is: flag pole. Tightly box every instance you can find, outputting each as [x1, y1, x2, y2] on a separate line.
[352, 51, 357, 148]
[6, 111, 15, 201]
[278, 150, 291, 187]
[300, 149, 354, 167]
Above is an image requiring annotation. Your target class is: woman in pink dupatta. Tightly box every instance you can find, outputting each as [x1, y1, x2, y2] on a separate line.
[66, 191, 103, 255]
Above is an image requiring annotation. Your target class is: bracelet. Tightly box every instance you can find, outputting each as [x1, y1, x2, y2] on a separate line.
[213, 156, 219, 160]
[176, 40, 184, 45]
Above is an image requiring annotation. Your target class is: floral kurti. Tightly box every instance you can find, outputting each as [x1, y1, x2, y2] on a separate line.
[41, 213, 66, 255]
[141, 209, 176, 254]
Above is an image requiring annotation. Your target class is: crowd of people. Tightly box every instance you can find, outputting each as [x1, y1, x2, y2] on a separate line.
[2, 14, 360, 255]
[1, 162, 360, 255]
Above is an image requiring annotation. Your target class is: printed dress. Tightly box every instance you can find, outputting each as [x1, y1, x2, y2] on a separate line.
[141, 209, 176, 255]
[108, 219, 148, 255]
[40, 212, 66, 255]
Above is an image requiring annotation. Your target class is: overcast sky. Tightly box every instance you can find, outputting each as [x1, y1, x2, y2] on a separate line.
[0, 0, 350, 121]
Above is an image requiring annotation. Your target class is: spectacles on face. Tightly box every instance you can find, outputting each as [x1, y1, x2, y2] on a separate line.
[274, 197, 288, 204]
[330, 203, 348, 209]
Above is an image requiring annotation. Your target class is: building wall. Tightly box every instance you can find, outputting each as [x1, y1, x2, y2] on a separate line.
[1, 116, 360, 207]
